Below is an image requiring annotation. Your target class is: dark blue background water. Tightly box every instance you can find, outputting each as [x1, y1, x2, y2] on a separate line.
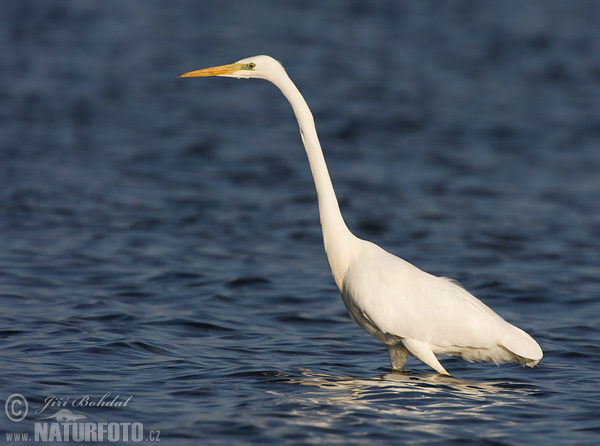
[1, 1, 599, 444]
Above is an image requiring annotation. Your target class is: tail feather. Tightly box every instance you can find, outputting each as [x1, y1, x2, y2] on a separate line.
[499, 323, 543, 364]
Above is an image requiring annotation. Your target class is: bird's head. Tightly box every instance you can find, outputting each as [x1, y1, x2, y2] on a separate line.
[178, 55, 284, 81]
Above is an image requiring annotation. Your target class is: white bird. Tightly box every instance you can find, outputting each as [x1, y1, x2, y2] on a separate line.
[179, 55, 543, 375]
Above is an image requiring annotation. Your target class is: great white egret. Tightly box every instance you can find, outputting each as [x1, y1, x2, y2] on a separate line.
[179, 55, 543, 375]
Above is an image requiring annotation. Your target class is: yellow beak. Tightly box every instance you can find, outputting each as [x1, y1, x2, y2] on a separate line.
[178, 63, 242, 78]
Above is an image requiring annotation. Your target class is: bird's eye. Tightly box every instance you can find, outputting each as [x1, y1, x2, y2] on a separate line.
[247, 63, 256, 69]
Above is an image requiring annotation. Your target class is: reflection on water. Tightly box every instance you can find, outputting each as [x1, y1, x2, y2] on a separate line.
[267, 369, 538, 436]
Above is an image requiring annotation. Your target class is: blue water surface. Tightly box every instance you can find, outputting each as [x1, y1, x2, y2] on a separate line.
[1, 1, 599, 444]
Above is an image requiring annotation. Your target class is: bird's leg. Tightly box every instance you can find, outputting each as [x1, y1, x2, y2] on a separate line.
[387, 344, 408, 370]
[402, 338, 450, 375]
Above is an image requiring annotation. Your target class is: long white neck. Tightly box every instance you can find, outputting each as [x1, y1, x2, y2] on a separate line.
[269, 71, 361, 286]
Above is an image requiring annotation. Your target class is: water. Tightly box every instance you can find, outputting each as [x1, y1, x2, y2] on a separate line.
[1, 1, 599, 444]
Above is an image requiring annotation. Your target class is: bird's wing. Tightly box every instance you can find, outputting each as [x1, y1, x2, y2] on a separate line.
[342, 243, 508, 350]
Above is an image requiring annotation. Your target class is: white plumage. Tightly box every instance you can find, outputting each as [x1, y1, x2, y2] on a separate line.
[179, 55, 543, 375]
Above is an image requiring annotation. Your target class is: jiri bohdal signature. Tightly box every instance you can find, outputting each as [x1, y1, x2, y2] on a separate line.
[35, 393, 133, 415]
